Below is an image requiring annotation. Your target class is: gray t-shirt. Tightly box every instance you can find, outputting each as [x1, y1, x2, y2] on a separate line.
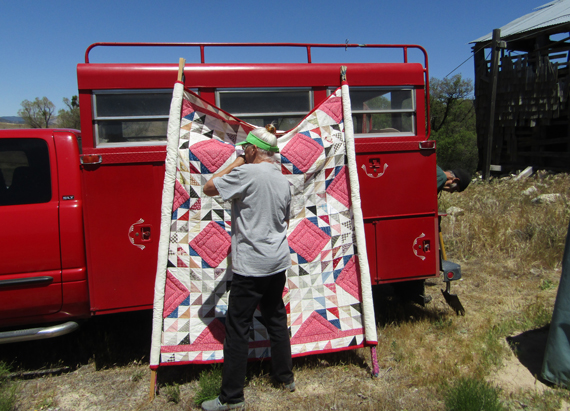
[213, 162, 292, 277]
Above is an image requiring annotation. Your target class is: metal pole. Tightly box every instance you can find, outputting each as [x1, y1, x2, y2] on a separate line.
[483, 29, 501, 180]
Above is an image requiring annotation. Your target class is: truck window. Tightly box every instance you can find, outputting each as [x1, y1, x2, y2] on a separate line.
[217, 89, 311, 131]
[93, 90, 172, 146]
[0, 139, 51, 206]
[217, 88, 415, 136]
[332, 88, 415, 137]
[91, 87, 415, 143]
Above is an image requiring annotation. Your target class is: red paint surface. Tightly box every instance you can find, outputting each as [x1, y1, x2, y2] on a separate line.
[0, 130, 89, 325]
[1, 43, 439, 330]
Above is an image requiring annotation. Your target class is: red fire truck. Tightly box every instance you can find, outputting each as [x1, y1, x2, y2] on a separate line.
[0, 43, 460, 343]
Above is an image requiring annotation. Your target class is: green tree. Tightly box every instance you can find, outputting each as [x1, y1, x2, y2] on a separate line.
[56, 96, 80, 129]
[430, 74, 474, 132]
[430, 75, 478, 173]
[18, 97, 55, 128]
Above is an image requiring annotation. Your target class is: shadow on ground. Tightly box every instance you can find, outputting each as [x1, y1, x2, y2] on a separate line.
[506, 325, 550, 382]
[372, 280, 454, 327]
[0, 310, 154, 372]
[155, 348, 368, 387]
[1, 308, 369, 384]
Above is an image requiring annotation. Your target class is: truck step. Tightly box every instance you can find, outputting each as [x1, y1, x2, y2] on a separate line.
[0, 321, 79, 344]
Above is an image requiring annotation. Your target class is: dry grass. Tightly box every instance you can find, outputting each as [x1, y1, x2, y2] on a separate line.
[190, 172, 569, 409]
[0, 122, 26, 130]
[5, 172, 570, 410]
[371, 171, 570, 409]
[439, 171, 570, 271]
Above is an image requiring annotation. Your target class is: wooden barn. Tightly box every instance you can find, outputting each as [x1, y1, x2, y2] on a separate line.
[471, 0, 570, 173]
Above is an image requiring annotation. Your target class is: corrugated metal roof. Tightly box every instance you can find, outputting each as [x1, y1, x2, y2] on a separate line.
[471, 0, 570, 43]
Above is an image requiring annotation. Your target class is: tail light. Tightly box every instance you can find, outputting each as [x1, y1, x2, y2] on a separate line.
[419, 140, 435, 150]
[80, 155, 102, 165]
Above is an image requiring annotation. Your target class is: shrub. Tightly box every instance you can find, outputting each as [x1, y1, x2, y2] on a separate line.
[163, 383, 181, 404]
[0, 362, 17, 411]
[0, 386, 17, 411]
[445, 377, 504, 411]
[194, 366, 222, 405]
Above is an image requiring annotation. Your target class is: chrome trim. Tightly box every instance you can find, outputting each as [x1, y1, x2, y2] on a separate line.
[0, 276, 53, 287]
[0, 321, 79, 344]
[95, 141, 168, 148]
[351, 109, 415, 113]
[216, 88, 313, 113]
[94, 115, 170, 121]
[230, 112, 308, 117]
[93, 89, 173, 95]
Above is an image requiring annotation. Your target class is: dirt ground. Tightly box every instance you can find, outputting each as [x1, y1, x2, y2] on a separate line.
[9, 330, 559, 411]
[3, 261, 568, 411]
[11, 337, 557, 411]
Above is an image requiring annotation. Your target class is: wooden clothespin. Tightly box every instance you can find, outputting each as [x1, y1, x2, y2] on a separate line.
[177, 58, 186, 82]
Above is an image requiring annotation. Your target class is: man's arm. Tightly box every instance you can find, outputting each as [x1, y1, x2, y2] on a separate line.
[436, 165, 447, 193]
[203, 156, 245, 197]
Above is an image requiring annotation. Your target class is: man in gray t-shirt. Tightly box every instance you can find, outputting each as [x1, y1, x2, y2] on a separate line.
[202, 127, 294, 411]
[213, 161, 291, 276]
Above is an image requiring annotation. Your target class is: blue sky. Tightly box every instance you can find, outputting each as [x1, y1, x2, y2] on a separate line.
[0, 0, 546, 116]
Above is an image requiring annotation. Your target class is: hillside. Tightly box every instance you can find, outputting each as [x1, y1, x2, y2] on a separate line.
[0, 116, 24, 124]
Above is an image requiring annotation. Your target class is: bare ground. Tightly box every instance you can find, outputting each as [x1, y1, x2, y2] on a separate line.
[4, 260, 569, 411]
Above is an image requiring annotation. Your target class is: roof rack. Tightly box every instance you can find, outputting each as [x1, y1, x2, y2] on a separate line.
[85, 42, 428, 67]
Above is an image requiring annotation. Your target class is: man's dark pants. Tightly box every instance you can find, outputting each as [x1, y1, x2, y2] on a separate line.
[220, 271, 293, 404]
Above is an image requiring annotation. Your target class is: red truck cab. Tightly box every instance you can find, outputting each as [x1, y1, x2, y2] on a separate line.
[0, 130, 88, 332]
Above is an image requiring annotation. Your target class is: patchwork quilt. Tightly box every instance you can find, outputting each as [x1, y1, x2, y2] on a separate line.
[150, 81, 376, 367]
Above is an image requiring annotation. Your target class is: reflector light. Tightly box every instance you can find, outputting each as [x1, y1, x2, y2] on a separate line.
[447, 272, 454, 279]
[80, 155, 102, 165]
[419, 140, 435, 149]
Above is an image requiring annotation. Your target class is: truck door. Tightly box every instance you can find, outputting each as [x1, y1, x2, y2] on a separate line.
[349, 86, 439, 284]
[0, 135, 62, 321]
[357, 145, 439, 283]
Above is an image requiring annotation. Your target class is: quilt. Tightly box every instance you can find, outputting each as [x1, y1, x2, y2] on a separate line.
[150, 80, 377, 368]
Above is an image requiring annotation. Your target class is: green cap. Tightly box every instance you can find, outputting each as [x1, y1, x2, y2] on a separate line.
[237, 132, 279, 153]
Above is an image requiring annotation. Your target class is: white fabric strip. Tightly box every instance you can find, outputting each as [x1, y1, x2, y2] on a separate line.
[150, 82, 184, 366]
[341, 82, 378, 344]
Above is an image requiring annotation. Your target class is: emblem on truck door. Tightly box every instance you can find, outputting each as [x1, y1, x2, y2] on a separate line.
[129, 218, 152, 250]
[413, 233, 427, 261]
[361, 161, 388, 178]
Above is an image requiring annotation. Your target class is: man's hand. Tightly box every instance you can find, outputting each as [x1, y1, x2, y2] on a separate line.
[442, 171, 459, 193]
[203, 155, 245, 197]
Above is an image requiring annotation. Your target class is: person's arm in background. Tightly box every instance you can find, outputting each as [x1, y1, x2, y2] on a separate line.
[436, 165, 447, 193]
